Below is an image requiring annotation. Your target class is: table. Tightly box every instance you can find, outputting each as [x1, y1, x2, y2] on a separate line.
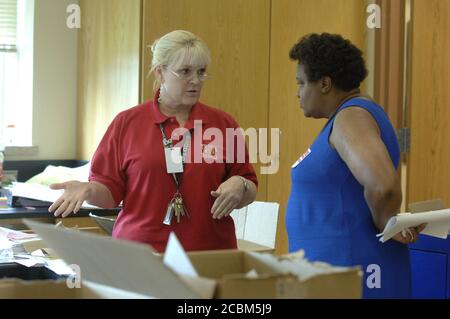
[0, 206, 120, 234]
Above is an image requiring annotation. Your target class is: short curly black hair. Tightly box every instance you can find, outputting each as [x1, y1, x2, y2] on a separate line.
[289, 33, 367, 91]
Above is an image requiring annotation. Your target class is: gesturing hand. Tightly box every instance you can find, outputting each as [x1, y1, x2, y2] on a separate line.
[48, 181, 91, 217]
[210, 176, 245, 220]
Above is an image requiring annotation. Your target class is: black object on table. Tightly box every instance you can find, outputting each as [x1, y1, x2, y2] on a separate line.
[0, 263, 66, 281]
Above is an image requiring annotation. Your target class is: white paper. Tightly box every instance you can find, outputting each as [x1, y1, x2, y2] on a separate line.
[14, 259, 42, 267]
[25, 163, 90, 184]
[0, 239, 14, 262]
[44, 259, 76, 276]
[0, 226, 38, 241]
[13, 255, 46, 267]
[163, 232, 198, 277]
[0, 238, 13, 250]
[248, 250, 356, 281]
[377, 209, 450, 243]
[230, 201, 279, 250]
[31, 249, 47, 257]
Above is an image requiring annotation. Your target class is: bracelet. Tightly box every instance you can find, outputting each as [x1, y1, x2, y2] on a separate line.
[237, 176, 249, 194]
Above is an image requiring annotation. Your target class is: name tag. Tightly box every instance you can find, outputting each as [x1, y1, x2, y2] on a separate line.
[164, 147, 183, 174]
[292, 148, 311, 168]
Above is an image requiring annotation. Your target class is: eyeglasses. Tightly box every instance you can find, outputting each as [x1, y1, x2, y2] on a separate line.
[167, 67, 209, 82]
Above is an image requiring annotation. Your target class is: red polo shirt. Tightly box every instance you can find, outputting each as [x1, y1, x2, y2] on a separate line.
[89, 94, 258, 252]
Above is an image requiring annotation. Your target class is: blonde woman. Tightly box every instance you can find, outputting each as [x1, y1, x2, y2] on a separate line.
[49, 30, 257, 252]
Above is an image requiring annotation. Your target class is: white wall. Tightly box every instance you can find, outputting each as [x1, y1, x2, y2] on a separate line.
[7, 0, 78, 160]
[33, 0, 78, 159]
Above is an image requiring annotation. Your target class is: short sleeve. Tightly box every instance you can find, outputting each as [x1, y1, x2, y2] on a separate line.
[89, 115, 126, 206]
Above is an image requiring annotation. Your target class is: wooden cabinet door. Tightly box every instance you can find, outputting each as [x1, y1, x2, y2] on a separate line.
[77, 0, 141, 159]
[141, 0, 271, 201]
[269, 0, 366, 253]
[407, 0, 450, 207]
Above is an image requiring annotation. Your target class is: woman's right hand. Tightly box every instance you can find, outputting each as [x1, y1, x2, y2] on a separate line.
[48, 181, 91, 217]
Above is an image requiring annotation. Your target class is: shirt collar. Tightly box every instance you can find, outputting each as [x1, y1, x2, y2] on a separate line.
[149, 90, 210, 129]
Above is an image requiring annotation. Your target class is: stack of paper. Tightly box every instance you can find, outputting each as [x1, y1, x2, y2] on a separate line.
[0, 226, 73, 275]
[377, 209, 450, 243]
[25, 163, 90, 185]
[1, 227, 35, 263]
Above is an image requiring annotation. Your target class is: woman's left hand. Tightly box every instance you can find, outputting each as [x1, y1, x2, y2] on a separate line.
[211, 176, 245, 220]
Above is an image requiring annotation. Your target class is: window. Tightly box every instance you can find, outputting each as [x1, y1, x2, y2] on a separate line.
[0, 0, 32, 147]
[0, 0, 18, 145]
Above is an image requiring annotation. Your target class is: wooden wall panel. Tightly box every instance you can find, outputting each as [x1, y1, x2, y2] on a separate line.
[407, 0, 450, 206]
[77, 0, 141, 160]
[141, 0, 271, 201]
[374, 0, 405, 130]
[269, 0, 367, 254]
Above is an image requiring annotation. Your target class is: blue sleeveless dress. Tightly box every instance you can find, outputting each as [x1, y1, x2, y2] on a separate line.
[286, 98, 410, 299]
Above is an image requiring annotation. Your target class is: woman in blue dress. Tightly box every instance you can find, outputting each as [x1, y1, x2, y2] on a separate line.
[286, 33, 425, 298]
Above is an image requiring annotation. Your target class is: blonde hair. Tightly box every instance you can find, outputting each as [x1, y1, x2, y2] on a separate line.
[149, 30, 211, 91]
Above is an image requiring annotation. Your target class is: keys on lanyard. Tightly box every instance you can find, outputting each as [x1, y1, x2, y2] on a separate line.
[160, 123, 191, 225]
[163, 191, 189, 225]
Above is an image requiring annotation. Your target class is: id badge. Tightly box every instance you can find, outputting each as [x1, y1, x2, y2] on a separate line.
[164, 147, 184, 173]
[292, 148, 311, 168]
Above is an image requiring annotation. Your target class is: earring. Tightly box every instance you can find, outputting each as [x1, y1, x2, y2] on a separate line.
[158, 83, 165, 104]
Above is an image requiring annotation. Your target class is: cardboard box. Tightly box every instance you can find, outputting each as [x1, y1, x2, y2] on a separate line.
[187, 250, 362, 298]
[0, 279, 151, 298]
[236, 239, 275, 253]
[21, 219, 215, 299]
[13, 219, 361, 299]
[0, 262, 149, 298]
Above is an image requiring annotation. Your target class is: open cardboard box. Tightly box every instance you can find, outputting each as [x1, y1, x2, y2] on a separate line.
[0, 279, 151, 299]
[0, 256, 148, 299]
[186, 250, 361, 298]
[236, 239, 275, 253]
[0, 219, 362, 299]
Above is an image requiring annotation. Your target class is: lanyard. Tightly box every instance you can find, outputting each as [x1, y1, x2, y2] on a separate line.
[159, 123, 191, 188]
